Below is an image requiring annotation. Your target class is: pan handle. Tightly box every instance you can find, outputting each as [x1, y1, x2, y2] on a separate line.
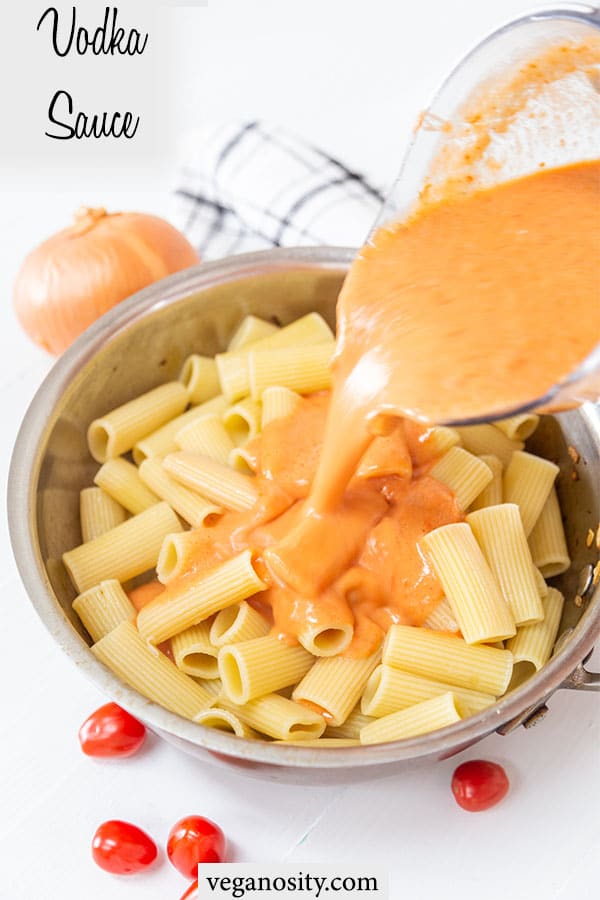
[559, 651, 600, 692]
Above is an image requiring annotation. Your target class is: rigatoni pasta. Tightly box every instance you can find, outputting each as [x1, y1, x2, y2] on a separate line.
[178, 355, 220, 405]
[80, 487, 127, 542]
[218, 693, 326, 741]
[456, 424, 524, 466]
[261, 386, 302, 428]
[175, 414, 235, 463]
[216, 312, 334, 402]
[360, 692, 462, 744]
[63, 502, 182, 593]
[428, 447, 493, 511]
[132, 395, 228, 465]
[469, 454, 503, 511]
[137, 549, 267, 644]
[503, 450, 559, 536]
[92, 621, 213, 720]
[249, 342, 334, 400]
[171, 621, 219, 679]
[506, 587, 564, 676]
[383, 625, 513, 696]
[227, 314, 279, 351]
[163, 452, 258, 511]
[467, 504, 543, 626]
[88, 382, 188, 463]
[420, 523, 516, 644]
[223, 398, 262, 445]
[139, 458, 222, 527]
[361, 665, 494, 718]
[71, 309, 575, 749]
[528, 487, 571, 577]
[94, 457, 159, 515]
[495, 413, 540, 441]
[291, 652, 380, 727]
[210, 601, 271, 647]
[73, 579, 136, 642]
[219, 635, 314, 703]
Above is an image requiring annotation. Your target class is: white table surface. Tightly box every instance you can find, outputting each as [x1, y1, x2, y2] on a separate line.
[1, 2, 598, 898]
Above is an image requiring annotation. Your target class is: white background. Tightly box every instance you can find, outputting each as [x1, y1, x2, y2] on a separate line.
[1, 2, 599, 898]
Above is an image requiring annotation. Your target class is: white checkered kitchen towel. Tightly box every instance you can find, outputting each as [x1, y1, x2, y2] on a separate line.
[172, 121, 384, 259]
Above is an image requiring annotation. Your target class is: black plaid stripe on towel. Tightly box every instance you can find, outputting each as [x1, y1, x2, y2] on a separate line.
[172, 121, 384, 259]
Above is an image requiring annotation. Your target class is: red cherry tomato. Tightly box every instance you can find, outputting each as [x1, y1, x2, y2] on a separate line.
[451, 759, 510, 812]
[79, 703, 146, 758]
[167, 816, 226, 879]
[180, 881, 199, 900]
[92, 820, 157, 874]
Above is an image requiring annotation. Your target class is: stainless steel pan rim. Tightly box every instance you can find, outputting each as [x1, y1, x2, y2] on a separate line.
[8, 246, 600, 771]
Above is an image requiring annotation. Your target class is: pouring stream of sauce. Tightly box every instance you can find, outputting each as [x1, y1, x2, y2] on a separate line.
[143, 161, 599, 659]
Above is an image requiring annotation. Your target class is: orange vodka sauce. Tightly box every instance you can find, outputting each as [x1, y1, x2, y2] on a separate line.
[150, 393, 462, 657]
[142, 164, 598, 661]
[309, 161, 600, 514]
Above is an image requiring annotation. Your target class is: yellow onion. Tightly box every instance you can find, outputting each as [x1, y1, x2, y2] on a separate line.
[13, 207, 200, 354]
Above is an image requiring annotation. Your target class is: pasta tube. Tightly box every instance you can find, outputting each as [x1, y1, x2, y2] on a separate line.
[219, 636, 314, 703]
[360, 692, 462, 745]
[137, 550, 267, 644]
[139, 458, 222, 527]
[325, 707, 375, 739]
[467, 504, 543, 626]
[171, 621, 219, 679]
[73, 579, 136, 642]
[193, 707, 259, 739]
[423, 597, 460, 633]
[216, 312, 334, 402]
[228, 447, 258, 474]
[223, 398, 262, 445]
[163, 452, 258, 511]
[503, 450, 559, 536]
[420, 523, 516, 643]
[132, 395, 228, 465]
[218, 693, 326, 741]
[87, 382, 188, 463]
[528, 487, 570, 577]
[383, 625, 513, 695]
[178, 355, 220, 405]
[456, 424, 524, 466]
[63, 502, 182, 593]
[361, 665, 495, 718]
[291, 652, 380, 727]
[506, 587, 564, 675]
[249, 342, 334, 401]
[532, 566, 549, 597]
[92, 622, 213, 720]
[227, 315, 279, 351]
[469, 455, 503, 511]
[157, 531, 207, 584]
[495, 414, 540, 441]
[429, 447, 493, 511]
[422, 426, 462, 458]
[94, 457, 159, 515]
[210, 601, 270, 646]
[175, 414, 235, 463]
[261, 386, 302, 428]
[80, 487, 127, 542]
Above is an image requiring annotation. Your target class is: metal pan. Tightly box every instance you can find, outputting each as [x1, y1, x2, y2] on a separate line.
[8, 247, 600, 784]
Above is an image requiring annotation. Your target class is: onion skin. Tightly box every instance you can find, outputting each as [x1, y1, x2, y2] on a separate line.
[13, 208, 200, 354]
